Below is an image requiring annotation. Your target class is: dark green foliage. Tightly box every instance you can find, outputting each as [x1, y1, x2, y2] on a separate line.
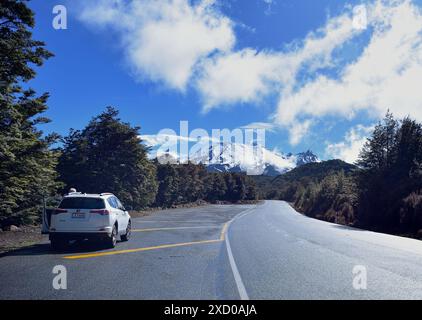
[205, 173, 227, 202]
[400, 192, 422, 235]
[154, 165, 258, 208]
[177, 162, 207, 203]
[356, 113, 422, 233]
[155, 163, 180, 207]
[0, 1, 61, 227]
[0, 0, 53, 88]
[155, 162, 208, 208]
[58, 107, 158, 210]
[274, 160, 356, 184]
[299, 170, 357, 225]
[256, 160, 358, 225]
[249, 175, 274, 199]
[232, 174, 247, 201]
[245, 178, 258, 201]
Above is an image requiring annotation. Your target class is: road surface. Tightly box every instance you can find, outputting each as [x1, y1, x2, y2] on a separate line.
[1, 200, 422, 299]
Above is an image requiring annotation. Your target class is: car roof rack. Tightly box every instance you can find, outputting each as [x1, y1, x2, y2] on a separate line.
[100, 192, 114, 196]
[66, 191, 82, 195]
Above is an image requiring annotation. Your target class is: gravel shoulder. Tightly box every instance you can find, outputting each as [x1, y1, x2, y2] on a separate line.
[0, 226, 46, 255]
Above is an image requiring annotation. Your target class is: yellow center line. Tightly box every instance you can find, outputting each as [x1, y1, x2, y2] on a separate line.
[132, 226, 220, 232]
[220, 222, 229, 241]
[63, 239, 222, 260]
[63, 221, 231, 260]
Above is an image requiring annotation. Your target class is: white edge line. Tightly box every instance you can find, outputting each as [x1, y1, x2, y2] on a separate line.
[224, 204, 261, 300]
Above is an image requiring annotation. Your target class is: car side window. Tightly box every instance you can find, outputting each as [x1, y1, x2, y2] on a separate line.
[115, 198, 125, 211]
[107, 197, 118, 209]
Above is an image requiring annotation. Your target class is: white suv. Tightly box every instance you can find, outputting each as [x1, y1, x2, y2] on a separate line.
[49, 193, 132, 250]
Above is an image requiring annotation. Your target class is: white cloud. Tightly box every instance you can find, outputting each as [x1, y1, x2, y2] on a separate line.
[77, 0, 360, 104]
[78, 0, 235, 90]
[276, 0, 422, 137]
[198, 9, 362, 110]
[325, 125, 374, 163]
[78, 0, 422, 146]
[202, 0, 422, 145]
[288, 120, 313, 146]
[197, 49, 285, 109]
[240, 121, 276, 132]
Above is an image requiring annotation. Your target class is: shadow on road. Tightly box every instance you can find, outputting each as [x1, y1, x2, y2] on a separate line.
[0, 240, 116, 258]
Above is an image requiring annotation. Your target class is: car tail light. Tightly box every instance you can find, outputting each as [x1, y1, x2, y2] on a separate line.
[53, 209, 67, 215]
[90, 209, 110, 215]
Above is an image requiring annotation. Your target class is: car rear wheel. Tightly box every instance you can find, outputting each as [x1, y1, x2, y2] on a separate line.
[121, 220, 131, 242]
[106, 225, 117, 248]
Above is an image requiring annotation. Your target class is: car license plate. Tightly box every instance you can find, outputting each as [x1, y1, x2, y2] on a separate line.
[72, 212, 85, 219]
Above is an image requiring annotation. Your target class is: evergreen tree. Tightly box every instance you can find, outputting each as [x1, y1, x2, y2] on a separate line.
[206, 173, 227, 202]
[245, 177, 258, 201]
[356, 112, 422, 232]
[155, 163, 179, 207]
[177, 162, 207, 203]
[0, 1, 61, 226]
[223, 173, 237, 201]
[393, 117, 422, 176]
[232, 174, 247, 201]
[58, 107, 157, 209]
[357, 111, 398, 171]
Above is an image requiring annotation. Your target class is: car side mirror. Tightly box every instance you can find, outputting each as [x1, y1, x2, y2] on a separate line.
[126, 205, 133, 211]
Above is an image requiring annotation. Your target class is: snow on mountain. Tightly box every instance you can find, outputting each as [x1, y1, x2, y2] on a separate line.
[143, 136, 320, 176]
[188, 142, 291, 175]
[188, 142, 319, 176]
[295, 150, 320, 166]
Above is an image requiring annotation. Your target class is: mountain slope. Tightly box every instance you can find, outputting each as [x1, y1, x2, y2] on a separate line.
[272, 159, 357, 184]
[253, 159, 358, 201]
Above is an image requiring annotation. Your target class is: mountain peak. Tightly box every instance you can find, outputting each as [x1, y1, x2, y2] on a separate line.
[295, 150, 320, 166]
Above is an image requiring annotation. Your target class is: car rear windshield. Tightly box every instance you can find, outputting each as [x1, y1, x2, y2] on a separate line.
[59, 197, 105, 209]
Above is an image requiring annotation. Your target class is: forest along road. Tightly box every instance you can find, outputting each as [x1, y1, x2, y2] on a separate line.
[1, 200, 422, 299]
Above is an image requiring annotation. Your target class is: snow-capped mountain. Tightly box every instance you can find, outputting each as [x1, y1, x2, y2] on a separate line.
[295, 150, 320, 166]
[188, 142, 319, 176]
[144, 137, 320, 176]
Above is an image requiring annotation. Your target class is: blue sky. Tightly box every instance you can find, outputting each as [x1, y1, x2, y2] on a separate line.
[28, 0, 422, 162]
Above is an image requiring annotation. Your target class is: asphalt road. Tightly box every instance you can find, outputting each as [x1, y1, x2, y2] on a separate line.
[1, 200, 422, 299]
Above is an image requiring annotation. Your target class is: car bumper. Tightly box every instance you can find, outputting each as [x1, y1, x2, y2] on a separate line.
[49, 230, 112, 241]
